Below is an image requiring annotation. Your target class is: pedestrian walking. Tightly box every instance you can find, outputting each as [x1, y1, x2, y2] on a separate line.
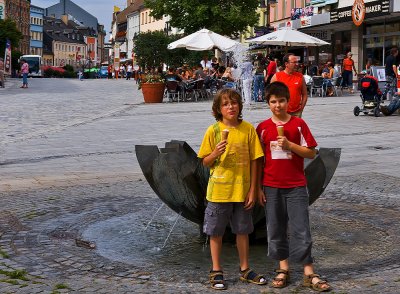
[20, 59, 29, 88]
[126, 63, 133, 80]
[253, 53, 266, 102]
[256, 81, 331, 292]
[0, 58, 5, 88]
[384, 47, 399, 97]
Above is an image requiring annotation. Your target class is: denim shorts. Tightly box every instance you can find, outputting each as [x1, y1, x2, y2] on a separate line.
[203, 202, 253, 236]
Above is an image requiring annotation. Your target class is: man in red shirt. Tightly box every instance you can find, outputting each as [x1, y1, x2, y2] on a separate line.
[271, 54, 308, 117]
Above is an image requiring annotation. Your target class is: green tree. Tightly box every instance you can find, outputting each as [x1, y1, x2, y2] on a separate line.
[144, 0, 260, 37]
[133, 30, 171, 69]
[0, 19, 23, 55]
[133, 31, 211, 70]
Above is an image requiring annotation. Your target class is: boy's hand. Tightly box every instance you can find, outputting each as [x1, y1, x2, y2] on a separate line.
[244, 190, 256, 210]
[213, 140, 227, 156]
[277, 136, 291, 151]
[257, 187, 266, 207]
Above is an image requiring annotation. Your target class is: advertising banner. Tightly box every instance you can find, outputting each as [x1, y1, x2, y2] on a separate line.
[4, 39, 11, 75]
[0, 0, 5, 20]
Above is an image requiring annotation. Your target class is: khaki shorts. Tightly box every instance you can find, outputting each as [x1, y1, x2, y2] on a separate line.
[203, 202, 253, 236]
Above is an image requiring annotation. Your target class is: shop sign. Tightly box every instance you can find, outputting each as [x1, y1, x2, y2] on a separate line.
[330, 0, 389, 23]
[307, 30, 330, 41]
[352, 0, 365, 26]
[0, 0, 5, 20]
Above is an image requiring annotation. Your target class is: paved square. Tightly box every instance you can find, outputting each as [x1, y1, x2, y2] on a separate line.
[0, 78, 399, 293]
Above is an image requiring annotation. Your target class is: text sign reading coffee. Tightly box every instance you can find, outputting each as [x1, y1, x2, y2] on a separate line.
[330, 0, 389, 24]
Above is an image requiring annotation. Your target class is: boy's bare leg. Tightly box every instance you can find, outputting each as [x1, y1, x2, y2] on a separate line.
[210, 236, 223, 270]
[236, 234, 249, 270]
[272, 259, 290, 287]
[304, 264, 330, 290]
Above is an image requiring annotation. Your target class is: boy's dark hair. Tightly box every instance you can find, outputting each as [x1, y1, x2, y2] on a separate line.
[265, 81, 290, 103]
[212, 88, 243, 121]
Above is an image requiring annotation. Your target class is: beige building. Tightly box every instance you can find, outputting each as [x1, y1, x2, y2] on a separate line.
[139, 7, 165, 32]
[43, 16, 87, 67]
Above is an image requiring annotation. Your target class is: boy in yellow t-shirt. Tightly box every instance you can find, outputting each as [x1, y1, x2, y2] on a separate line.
[198, 88, 266, 290]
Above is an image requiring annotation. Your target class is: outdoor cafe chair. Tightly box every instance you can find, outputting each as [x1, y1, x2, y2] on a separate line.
[165, 80, 182, 102]
[193, 79, 208, 101]
[310, 76, 325, 97]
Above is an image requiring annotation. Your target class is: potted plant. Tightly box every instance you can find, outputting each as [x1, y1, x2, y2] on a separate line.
[139, 73, 166, 103]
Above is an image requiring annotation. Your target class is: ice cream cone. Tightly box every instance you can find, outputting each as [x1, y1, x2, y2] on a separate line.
[277, 125, 284, 136]
[222, 129, 229, 141]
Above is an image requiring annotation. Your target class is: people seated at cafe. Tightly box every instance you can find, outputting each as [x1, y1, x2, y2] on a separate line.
[221, 67, 235, 82]
[179, 65, 192, 81]
[211, 57, 219, 70]
[321, 62, 335, 96]
[200, 55, 212, 69]
[216, 66, 226, 79]
[193, 65, 207, 79]
[165, 67, 182, 83]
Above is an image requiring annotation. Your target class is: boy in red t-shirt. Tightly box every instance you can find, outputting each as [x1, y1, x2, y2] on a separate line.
[256, 81, 331, 292]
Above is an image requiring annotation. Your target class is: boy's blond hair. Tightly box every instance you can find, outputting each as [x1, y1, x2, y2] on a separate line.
[212, 88, 243, 121]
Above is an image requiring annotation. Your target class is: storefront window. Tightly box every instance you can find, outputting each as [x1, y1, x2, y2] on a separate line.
[364, 23, 400, 67]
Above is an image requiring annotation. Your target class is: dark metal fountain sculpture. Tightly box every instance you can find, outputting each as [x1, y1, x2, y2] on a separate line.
[135, 141, 341, 229]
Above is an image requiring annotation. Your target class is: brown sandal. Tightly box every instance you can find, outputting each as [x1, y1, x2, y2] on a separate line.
[209, 270, 227, 290]
[271, 269, 290, 288]
[303, 273, 331, 292]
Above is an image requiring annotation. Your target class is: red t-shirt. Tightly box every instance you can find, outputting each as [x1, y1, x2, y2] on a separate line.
[256, 116, 317, 188]
[343, 58, 354, 71]
[267, 61, 277, 76]
[275, 71, 304, 113]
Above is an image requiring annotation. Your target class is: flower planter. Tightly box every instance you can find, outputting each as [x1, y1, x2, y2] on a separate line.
[141, 82, 165, 103]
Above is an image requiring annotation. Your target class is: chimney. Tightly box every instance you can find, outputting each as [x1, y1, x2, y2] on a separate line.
[62, 0, 66, 15]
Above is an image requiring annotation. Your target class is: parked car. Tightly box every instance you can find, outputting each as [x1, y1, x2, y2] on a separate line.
[97, 66, 108, 78]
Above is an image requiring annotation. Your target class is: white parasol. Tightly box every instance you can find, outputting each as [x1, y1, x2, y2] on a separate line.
[168, 29, 240, 52]
[245, 27, 330, 47]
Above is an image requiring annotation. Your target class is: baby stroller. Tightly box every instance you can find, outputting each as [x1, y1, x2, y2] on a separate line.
[353, 76, 383, 117]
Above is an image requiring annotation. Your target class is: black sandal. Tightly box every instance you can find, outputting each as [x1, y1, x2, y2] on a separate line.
[239, 268, 267, 285]
[209, 270, 227, 290]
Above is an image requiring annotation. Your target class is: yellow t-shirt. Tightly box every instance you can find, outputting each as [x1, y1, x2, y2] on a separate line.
[198, 120, 264, 202]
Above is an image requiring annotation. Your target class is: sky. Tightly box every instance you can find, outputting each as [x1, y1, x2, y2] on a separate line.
[31, 0, 127, 36]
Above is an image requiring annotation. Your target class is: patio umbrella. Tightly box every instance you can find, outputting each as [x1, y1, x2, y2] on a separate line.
[168, 29, 240, 52]
[245, 27, 330, 47]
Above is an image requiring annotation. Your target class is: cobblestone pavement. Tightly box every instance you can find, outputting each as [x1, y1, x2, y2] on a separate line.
[0, 78, 399, 293]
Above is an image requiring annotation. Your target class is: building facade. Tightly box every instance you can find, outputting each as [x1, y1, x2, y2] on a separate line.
[43, 16, 87, 67]
[4, 0, 30, 54]
[289, 0, 399, 72]
[45, 0, 105, 64]
[30, 5, 44, 56]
